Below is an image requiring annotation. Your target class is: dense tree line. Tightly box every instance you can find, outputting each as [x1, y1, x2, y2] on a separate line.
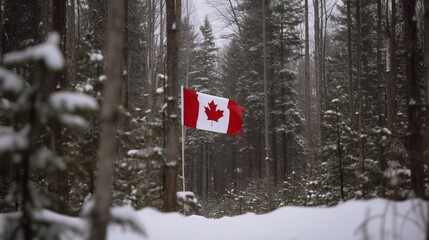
[0, 1, 427, 237]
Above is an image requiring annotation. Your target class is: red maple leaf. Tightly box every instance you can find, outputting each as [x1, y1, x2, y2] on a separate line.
[204, 100, 224, 124]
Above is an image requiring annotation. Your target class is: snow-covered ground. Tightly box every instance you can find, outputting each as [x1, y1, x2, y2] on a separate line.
[0, 198, 427, 240]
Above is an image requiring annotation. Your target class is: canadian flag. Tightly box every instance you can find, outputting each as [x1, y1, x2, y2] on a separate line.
[181, 87, 244, 134]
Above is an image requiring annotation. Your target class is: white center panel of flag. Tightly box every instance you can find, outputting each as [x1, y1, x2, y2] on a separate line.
[196, 92, 230, 134]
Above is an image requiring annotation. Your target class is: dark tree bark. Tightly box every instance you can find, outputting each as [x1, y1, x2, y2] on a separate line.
[425, 0, 429, 129]
[90, 0, 124, 238]
[335, 97, 345, 201]
[262, 0, 272, 211]
[313, 0, 322, 146]
[404, 0, 426, 199]
[388, 0, 397, 130]
[377, 0, 387, 196]
[347, 0, 354, 128]
[120, 0, 129, 130]
[0, 0, 2, 56]
[424, 0, 429, 217]
[304, 0, 311, 170]
[52, 0, 69, 214]
[164, 0, 181, 212]
[355, 0, 365, 198]
[67, 0, 76, 87]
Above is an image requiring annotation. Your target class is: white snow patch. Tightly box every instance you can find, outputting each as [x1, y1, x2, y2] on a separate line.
[84, 84, 93, 92]
[110, 205, 146, 236]
[89, 52, 104, 62]
[382, 128, 392, 135]
[131, 199, 426, 240]
[4, 32, 64, 71]
[50, 91, 98, 112]
[32, 209, 86, 234]
[0, 67, 25, 94]
[156, 87, 164, 94]
[166, 161, 177, 167]
[58, 113, 88, 127]
[0, 125, 29, 154]
[0, 199, 424, 240]
[127, 147, 163, 158]
[176, 191, 197, 204]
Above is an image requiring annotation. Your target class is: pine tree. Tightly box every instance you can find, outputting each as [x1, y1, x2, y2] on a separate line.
[191, 16, 222, 96]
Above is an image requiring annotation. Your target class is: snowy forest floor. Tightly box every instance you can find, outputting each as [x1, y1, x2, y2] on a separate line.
[0, 198, 427, 240]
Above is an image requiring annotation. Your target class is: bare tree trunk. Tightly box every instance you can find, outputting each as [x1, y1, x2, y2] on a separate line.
[425, 0, 429, 131]
[424, 0, 429, 224]
[424, 0, 429, 143]
[21, 92, 37, 240]
[228, 0, 242, 36]
[202, 143, 207, 198]
[0, 0, 2, 56]
[335, 95, 345, 200]
[404, 0, 426, 199]
[321, 0, 330, 103]
[347, 0, 354, 129]
[90, 0, 124, 238]
[377, 0, 387, 196]
[164, 0, 181, 212]
[356, 0, 365, 198]
[319, 0, 325, 104]
[120, 0, 129, 130]
[385, 0, 398, 133]
[304, 0, 311, 172]
[313, 0, 321, 146]
[262, 0, 272, 211]
[390, 0, 397, 129]
[53, 0, 69, 213]
[147, 0, 158, 111]
[67, 0, 76, 87]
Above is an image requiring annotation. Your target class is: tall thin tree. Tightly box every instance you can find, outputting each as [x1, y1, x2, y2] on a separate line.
[347, 0, 353, 128]
[404, 0, 426, 199]
[164, 0, 181, 212]
[377, 0, 387, 196]
[355, 0, 365, 197]
[304, 0, 311, 172]
[262, 0, 272, 210]
[52, 0, 68, 213]
[90, 0, 124, 238]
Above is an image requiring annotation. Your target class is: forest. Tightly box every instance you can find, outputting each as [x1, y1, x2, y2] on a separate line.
[0, 0, 428, 239]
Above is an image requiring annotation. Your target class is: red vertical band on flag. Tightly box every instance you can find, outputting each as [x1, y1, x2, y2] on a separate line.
[183, 88, 199, 128]
[227, 100, 244, 134]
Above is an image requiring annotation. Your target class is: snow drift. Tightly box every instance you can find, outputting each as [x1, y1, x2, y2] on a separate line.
[0, 198, 426, 240]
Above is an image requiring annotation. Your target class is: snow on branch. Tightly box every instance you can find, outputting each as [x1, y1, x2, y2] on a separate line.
[49, 91, 99, 112]
[176, 191, 197, 204]
[0, 125, 29, 154]
[3, 32, 64, 71]
[49, 91, 98, 127]
[0, 67, 26, 95]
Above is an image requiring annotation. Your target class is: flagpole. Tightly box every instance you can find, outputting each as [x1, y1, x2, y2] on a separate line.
[181, 86, 186, 215]
[182, 124, 185, 193]
[181, 85, 186, 193]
